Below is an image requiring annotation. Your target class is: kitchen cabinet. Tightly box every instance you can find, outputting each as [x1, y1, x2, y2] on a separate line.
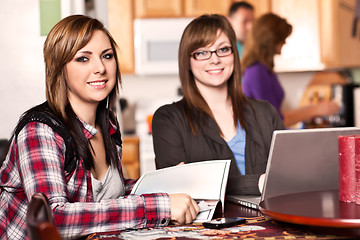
[321, 0, 360, 68]
[134, 0, 271, 18]
[122, 136, 140, 179]
[135, 0, 183, 18]
[184, 0, 231, 17]
[272, 0, 360, 72]
[135, 0, 232, 18]
[108, 0, 134, 74]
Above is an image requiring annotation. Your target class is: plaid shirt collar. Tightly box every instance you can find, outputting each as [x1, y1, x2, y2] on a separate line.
[78, 118, 118, 140]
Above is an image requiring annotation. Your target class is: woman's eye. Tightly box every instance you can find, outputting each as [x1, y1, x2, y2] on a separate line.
[75, 56, 88, 62]
[195, 51, 207, 57]
[102, 53, 114, 59]
[219, 47, 230, 53]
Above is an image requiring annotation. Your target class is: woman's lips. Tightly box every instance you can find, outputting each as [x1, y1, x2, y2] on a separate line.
[206, 68, 224, 74]
[88, 80, 108, 89]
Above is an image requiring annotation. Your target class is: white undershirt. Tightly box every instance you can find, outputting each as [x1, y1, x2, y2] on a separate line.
[91, 165, 125, 202]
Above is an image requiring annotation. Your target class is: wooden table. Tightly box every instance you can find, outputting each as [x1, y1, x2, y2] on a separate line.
[260, 189, 360, 236]
[86, 199, 359, 239]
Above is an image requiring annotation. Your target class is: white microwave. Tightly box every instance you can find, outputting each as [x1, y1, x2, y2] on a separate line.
[134, 18, 193, 75]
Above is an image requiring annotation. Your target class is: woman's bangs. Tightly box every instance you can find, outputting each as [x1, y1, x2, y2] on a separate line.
[189, 24, 219, 52]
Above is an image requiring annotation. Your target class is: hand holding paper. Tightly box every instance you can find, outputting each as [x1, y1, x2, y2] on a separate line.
[130, 160, 231, 222]
[169, 193, 200, 225]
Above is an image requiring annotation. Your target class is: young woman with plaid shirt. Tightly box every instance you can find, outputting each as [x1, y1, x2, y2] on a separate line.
[0, 15, 199, 240]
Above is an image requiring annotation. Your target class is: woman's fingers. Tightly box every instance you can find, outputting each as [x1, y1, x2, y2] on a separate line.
[169, 193, 199, 225]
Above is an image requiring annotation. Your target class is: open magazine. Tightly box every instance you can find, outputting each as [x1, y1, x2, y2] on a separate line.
[130, 160, 231, 222]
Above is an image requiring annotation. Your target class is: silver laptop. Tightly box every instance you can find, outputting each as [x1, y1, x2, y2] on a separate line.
[227, 127, 360, 209]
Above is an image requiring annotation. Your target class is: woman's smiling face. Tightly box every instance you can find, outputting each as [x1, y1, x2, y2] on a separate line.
[190, 30, 234, 90]
[65, 30, 116, 109]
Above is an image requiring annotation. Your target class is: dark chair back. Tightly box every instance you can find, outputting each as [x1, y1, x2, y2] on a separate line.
[26, 193, 62, 240]
[0, 139, 9, 167]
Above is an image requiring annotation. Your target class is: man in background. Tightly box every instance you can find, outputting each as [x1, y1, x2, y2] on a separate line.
[228, 1, 255, 57]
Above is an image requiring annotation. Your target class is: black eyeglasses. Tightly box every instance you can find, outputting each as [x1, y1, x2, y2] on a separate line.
[191, 46, 233, 60]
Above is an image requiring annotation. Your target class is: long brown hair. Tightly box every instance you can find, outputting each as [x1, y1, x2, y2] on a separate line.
[43, 15, 122, 170]
[178, 14, 248, 135]
[241, 13, 292, 72]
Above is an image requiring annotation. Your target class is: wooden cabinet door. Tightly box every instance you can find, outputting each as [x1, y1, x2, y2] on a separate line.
[184, 0, 231, 17]
[272, 0, 324, 72]
[321, 0, 360, 68]
[108, 0, 135, 74]
[122, 136, 140, 179]
[272, 0, 360, 72]
[135, 0, 183, 18]
[337, 0, 360, 68]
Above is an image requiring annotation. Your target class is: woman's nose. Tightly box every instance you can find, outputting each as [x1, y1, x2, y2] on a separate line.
[209, 52, 221, 64]
[93, 58, 106, 74]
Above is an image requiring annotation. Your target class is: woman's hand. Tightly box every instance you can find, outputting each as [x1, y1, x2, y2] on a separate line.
[169, 193, 200, 225]
[315, 100, 340, 116]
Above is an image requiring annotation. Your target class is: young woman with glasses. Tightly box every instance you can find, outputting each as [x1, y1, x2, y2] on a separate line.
[152, 14, 284, 196]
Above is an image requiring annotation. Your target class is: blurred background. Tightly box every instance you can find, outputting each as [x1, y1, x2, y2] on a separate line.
[1, 0, 360, 176]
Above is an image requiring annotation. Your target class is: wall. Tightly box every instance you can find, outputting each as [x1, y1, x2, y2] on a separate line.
[0, 0, 90, 139]
[0, 0, 45, 139]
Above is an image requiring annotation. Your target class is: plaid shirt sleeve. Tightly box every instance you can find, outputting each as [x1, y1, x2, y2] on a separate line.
[17, 122, 171, 239]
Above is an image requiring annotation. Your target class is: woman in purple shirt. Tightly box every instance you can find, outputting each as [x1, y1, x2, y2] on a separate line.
[242, 62, 284, 118]
[241, 13, 339, 127]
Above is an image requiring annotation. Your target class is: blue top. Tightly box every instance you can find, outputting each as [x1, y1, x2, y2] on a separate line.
[237, 41, 243, 58]
[242, 62, 285, 119]
[226, 122, 246, 175]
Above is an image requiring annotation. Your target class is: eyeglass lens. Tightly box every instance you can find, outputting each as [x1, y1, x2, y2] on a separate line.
[192, 47, 233, 60]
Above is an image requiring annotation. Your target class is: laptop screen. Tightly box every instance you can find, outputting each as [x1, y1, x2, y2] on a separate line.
[262, 127, 360, 201]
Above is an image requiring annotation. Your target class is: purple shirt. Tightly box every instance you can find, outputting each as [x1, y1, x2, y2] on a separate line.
[242, 62, 284, 118]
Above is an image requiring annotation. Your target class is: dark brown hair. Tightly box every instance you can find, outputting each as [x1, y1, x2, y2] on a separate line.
[178, 14, 248, 135]
[241, 13, 292, 72]
[228, 1, 254, 17]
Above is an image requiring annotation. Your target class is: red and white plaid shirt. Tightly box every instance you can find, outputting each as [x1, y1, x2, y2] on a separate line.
[0, 120, 170, 240]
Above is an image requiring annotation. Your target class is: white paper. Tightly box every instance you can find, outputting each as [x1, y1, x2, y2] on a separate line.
[130, 160, 231, 222]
